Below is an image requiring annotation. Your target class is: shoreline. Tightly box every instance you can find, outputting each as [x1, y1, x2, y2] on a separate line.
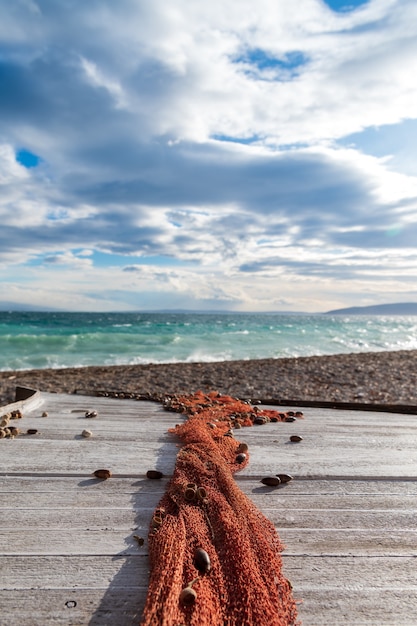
[1, 349, 417, 407]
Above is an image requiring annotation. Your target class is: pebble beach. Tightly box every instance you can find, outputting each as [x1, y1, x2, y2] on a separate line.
[1, 349, 417, 407]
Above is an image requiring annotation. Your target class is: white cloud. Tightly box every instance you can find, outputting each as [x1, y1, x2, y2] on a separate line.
[0, 0, 417, 311]
[0, 144, 29, 183]
[42, 251, 93, 268]
[79, 56, 127, 110]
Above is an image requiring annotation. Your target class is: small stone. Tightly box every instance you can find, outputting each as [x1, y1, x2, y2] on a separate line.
[81, 429, 92, 438]
[85, 410, 98, 418]
[261, 476, 281, 487]
[42, 411, 49, 417]
[180, 586, 197, 606]
[146, 470, 164, 479]
[94, 469, 112, 479]
[133, 535, 144, 546]
[276, 473, 294, 483]
[194, 547, 211, 574]
[289, 435, 303, 443]
[27, 429, 38, 435]
[285, 416, 297, 423]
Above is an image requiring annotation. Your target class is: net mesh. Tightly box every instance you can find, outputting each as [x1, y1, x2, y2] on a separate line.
[140, 391, 300, 626]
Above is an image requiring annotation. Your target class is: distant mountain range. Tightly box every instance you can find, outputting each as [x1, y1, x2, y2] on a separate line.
[325, 302, 417, 315]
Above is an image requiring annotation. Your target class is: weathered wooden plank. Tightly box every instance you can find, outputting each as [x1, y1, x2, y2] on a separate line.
[2, 433, 416, 476]
[1, 475, 417, 496]
[0, 396, 179, 477]
[0, 450, 163, 474]
[279, 528, 417, 556]
[12, 406, 417, 435]
[0, 589, 146, 626]
[1, 586, 415, 626]
[2, 554, 416, 592]
[295, 588, 417, 626]
[0, 575, 416, 626]
[0, 439, 178, 474]
[0, 476, 170, 493]
[0, 528, 147, 556]
[1, 527, 416, 556]
[3, 396, 172, 437]
[283, 555, 417, 590]
[12, 391, 417, 431]
[1, 554, 417, 626]
[239, 419, 417, 477]
[18, 393, 167, 421]
[3, 488, 416, 511]
[0, 507, 148, 529]
[249, 492, 417, 510]
[12, 414, 178, 432]
[1, 505, 415, 534]
[0, 488, 164, 508]
[11, 392, 417, 430]
[1, 555, 146, 589]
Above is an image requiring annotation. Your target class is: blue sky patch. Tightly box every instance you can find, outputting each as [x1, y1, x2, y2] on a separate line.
[27, 250, 192, 268]
[235, 49, 308, 81]
[211, 134, 260, 145]
[16, 149, 42, 168]
[244, 49, 307, 71]
[92, 251, 190, 267]
[338, 119, 417, 176]
[323, 0, 369, 11]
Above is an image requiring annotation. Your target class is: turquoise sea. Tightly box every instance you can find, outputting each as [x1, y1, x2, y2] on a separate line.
[0, 311, 417, 371]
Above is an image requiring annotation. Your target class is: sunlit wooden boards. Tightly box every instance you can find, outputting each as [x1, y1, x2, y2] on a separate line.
[0, 391, 416, 625]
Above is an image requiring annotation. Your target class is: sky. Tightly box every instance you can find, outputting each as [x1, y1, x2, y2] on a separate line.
[1, 0, 417, 313]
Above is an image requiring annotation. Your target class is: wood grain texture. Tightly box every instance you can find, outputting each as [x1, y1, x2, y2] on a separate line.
[1, 391, 417, 625]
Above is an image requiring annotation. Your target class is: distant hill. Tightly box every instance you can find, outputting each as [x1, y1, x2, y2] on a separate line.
[0, 302, 60, 312]
[326, 302, 417, 315]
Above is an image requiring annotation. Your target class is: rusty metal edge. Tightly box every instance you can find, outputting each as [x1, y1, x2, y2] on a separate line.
[255, 398, 417, 414]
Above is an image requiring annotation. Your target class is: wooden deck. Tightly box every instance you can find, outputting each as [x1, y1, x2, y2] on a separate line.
[1, 390, 417, 625]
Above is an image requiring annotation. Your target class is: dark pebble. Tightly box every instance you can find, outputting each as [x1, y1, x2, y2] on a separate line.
[146, 469, 164, 479]
[261, 476, 281, 486]
[276, 473, 293, 483]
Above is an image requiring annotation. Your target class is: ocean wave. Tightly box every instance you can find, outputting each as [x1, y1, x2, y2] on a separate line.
[1, 312, 417, 370]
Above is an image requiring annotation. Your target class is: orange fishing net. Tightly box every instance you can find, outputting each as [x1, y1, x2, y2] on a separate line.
[140, 391, 300, 626]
